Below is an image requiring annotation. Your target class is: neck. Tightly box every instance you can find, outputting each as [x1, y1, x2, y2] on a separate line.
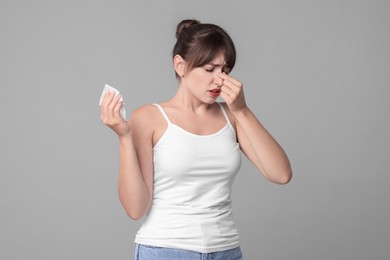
[170, 84, 213, 114]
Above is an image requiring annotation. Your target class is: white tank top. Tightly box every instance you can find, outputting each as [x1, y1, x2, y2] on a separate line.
[134, 103, 242, 253]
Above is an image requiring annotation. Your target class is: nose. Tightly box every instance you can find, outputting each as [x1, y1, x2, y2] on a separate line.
[213, 77, 223, 87]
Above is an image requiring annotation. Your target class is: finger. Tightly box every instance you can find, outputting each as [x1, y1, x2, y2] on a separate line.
[102, 93, 120, 120]
[220, 85, 234, 101]
[219, 77, 243, 97]
[220, 88, 233, 104]
[221, 83, 245, 102]
[113, 100, 124, 120]
[217, 72, 242, 86]
[101, 91, 117, 121]
[101, 92, 113, 121]
[222, 80, 243, 98]
[108, 94, 122, 118]
[221, 79, 237, 92]
[108, 94, 121, 108]
[102, 90, 116, 107]
[220, 85, 235, 98]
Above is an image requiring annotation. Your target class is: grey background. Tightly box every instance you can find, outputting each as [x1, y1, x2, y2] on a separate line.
[1, 0, 389, 259]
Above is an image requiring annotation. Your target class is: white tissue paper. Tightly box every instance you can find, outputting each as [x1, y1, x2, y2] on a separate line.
[99, 84, 127, 120]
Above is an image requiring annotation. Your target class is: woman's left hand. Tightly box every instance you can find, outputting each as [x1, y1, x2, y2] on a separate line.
[217, 72, 247, 113]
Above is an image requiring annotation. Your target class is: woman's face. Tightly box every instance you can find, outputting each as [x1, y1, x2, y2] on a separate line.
[181, 53, 229, 104]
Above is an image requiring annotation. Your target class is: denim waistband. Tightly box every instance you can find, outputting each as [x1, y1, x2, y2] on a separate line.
[134, 243, 243, 260]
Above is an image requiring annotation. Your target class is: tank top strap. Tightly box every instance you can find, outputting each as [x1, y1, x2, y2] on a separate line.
[217, 103, 231, 125]
[153, 103, 171, 124]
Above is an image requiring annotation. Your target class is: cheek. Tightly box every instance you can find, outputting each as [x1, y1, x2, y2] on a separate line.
[191, 73, 206, 84]
[187, 69, 214, 87]
[198, 72, 215, 83]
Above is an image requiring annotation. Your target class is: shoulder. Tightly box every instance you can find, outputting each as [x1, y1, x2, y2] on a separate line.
[219, 102, 237, 125]
[129, 104, 162, 132]
[131, 104, 159, 120]
[130, 104, 168, 146]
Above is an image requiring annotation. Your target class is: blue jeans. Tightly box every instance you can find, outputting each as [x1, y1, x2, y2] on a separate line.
[134, 243, 243, 260]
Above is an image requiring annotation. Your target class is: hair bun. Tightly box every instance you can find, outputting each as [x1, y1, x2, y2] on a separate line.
[176, 19, 200, 39]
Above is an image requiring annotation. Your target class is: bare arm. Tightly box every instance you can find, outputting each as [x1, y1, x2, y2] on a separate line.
[233, 106, 292, 184]
[218, 73, 292, 184]
[100, 91, 153, 219]
[117, 132, 152, 220]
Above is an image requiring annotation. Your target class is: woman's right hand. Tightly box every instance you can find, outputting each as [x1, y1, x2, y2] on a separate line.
[100, 91, 130, 138]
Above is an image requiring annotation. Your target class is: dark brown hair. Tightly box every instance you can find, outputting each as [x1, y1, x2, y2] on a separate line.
[172, 19, 236, 77]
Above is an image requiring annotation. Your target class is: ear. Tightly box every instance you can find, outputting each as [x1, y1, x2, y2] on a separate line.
[173, 55, 186, 77]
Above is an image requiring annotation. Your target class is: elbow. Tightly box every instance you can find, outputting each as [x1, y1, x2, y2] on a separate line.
[127, 213, 143, 221]
[119, 197, 149, 220]
[125, 208, 145, 220]
[118, 190, 151, 221]
[265, 169, 292, 185]
[277, 173, 292, 185]
[270, 161, 293, 185]
[275, 169, 293, 185]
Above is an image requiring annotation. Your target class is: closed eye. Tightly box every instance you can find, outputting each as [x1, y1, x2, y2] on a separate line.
[204, 65, 230, 74]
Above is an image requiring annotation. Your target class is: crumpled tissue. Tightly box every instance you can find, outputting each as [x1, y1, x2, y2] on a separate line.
[99, 84, 126, 120]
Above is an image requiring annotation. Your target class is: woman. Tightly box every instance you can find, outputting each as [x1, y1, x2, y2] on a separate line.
[101, 19, 292, 260]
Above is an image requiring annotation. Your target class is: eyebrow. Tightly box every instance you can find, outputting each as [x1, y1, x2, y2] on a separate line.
[207, 62, 226, 67]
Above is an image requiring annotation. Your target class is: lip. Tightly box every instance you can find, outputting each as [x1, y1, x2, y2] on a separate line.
[208, 88, 221, 98]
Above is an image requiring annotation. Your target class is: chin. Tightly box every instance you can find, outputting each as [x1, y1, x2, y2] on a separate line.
[204, 99, 217, 104]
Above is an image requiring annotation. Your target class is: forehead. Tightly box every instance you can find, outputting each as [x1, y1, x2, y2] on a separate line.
[208, 52, 226, 66]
